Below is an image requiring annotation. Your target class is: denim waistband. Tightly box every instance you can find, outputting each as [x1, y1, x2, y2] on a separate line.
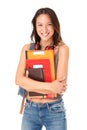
[26, 96, 62, 108]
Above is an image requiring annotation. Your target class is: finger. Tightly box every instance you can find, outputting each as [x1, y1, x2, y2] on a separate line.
[26, 70, 29, 77]
[62, 87, 67, 92]
[63, 83, 67, 87]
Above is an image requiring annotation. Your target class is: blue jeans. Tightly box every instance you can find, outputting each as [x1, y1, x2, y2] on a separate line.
[21, 97, 67, 130]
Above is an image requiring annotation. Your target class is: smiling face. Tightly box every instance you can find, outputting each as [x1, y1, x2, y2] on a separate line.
[36, 14, 54, 44]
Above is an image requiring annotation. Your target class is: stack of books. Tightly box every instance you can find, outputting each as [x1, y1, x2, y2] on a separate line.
[26, 50, 58, 99]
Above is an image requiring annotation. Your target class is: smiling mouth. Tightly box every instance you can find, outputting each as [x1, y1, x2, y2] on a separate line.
[41, 33, 49, 37]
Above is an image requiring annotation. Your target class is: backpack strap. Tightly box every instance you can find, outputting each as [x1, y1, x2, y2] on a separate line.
[30, 43, 35, 50]
[19, 90, 28, 114]
[19, 43, 35, 114]
[54, 50, 59, 78]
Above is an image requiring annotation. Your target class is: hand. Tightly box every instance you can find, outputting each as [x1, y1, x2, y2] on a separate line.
[51, 79, 67, 95]
[57, 76, 66, 82]
[57, 76, 67, 94]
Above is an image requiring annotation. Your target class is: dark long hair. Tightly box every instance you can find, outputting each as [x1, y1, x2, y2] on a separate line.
[31, 7, 62, 46]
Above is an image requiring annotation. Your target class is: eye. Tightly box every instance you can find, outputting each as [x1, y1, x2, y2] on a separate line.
[37, 24, 43, 26]
[48, 23, 53, 26]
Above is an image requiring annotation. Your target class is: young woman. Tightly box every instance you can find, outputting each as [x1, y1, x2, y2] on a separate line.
[15, 7, 69, 130]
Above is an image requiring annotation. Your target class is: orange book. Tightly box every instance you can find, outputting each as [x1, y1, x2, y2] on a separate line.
[26, 50, 55, 81]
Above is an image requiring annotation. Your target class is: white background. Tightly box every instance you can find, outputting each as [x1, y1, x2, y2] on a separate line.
[0, 0, 87, 130]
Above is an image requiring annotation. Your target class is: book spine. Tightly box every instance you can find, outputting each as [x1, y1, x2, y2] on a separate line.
[28, 94, 58, 99]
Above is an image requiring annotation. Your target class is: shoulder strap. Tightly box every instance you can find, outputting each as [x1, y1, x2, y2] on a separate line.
[30, 43, 35, 50]
[54, 50, 59, 78]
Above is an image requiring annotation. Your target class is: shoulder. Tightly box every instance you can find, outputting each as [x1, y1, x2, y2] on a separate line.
[21, 43, 35, 53]
[59, 44, 69, 52]
[58, 41, 69, 52]
[21, 43, 31, 51]
[19, 43, 31, 56]
[58, 43, 69, 58]
[54, 42, 69, 55]
[55, 42, 69, 53]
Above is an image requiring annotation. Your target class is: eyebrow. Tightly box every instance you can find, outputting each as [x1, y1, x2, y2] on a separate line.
[36, 22, 52, 24]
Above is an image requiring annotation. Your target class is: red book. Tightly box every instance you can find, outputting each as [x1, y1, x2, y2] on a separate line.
[26, 59, 52, 82]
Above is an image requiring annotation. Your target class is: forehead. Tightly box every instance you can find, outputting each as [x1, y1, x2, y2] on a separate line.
[36, 14, 51, 22]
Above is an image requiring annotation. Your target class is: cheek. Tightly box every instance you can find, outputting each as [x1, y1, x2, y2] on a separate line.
[48, 26, 54, 33]
[36, 27, 41, 33]
[50, 29, 54, 35]
[36, 28, 40, 35]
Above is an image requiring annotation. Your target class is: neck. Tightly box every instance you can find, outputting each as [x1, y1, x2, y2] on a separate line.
[40, 40, 54, 50]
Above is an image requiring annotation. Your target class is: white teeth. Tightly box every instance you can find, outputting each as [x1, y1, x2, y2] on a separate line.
[43, 34, 48, 36]
[42, 33, 49, 36]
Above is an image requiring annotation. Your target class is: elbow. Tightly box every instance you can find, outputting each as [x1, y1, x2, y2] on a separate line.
[15, 74, 25, 87]
[15, 75, 20, 86]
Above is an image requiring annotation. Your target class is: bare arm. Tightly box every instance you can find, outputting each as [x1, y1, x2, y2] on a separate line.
[15, 44, 50, 93]
[15, 44, 67, 94]
[56, 44, 69, 93]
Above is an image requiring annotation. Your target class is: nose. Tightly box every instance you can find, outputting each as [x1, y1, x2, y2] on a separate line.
[43, 25, 48, 32]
